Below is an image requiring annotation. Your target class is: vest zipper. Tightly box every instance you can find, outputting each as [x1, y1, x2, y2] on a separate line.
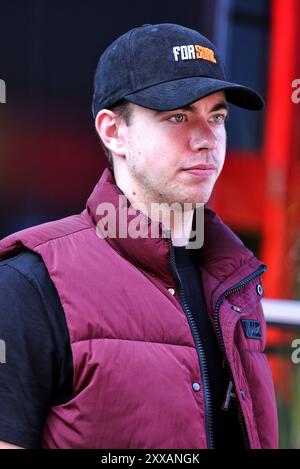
[167, 239, 214, 449]
[213, 263, 267, 449]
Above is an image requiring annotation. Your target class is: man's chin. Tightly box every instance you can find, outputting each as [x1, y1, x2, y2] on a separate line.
[173, 200, 207, 210]
[184, 193, 211, 207]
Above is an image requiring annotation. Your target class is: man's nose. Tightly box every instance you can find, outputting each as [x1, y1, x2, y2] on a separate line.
[189, 120, 218, 152]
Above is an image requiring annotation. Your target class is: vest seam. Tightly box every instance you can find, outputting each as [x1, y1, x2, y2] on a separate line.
[71, 336, 196, 349]
[33, 225, 93, 248]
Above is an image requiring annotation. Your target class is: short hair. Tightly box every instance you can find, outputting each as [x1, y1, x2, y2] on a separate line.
[98, 99, 132, 168]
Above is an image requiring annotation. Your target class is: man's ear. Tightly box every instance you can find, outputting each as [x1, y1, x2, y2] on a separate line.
[95, 109, 127, 156]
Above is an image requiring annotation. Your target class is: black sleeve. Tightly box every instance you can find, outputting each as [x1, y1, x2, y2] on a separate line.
[0, 252, 73, 448]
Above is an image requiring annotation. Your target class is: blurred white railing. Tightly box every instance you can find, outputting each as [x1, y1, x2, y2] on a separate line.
[262, 299, 300, 327]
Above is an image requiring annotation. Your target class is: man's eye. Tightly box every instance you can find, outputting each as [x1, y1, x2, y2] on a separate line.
[212, 114, 227, 124]
[169, 114, 185, 123]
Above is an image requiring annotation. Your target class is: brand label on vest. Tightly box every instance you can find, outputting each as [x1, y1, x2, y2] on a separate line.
[241, 319, 262, 340]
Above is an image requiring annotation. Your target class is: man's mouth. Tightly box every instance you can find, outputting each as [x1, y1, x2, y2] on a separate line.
[182, 163, 216, 177]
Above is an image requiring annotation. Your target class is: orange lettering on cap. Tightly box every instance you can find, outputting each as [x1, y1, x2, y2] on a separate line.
[195, 45, 217, 64]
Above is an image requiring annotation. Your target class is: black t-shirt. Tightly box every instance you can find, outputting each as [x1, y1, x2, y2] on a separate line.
[0, 248, 243, 448]
[0, 250, 73, 448]
[173, 245, 244, 449]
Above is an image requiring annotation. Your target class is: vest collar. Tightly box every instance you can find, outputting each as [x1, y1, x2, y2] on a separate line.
[86, 167, 260, 288]
[86, 168, 174, 286]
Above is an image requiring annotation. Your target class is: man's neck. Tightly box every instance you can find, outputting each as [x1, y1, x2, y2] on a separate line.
[132, 199, 194, 247]
[113, 166, 194, 247]
[169, 209, 194, 247]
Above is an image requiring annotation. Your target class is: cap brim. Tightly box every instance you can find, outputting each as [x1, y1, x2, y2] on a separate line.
[124, 77, 264, 111]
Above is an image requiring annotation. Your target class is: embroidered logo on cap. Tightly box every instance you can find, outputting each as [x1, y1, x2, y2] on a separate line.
[241, 319, 262, 340]
[172, 45, 217, 63]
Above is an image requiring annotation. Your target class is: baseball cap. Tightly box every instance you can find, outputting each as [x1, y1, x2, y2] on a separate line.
[92, 23, 264, 118]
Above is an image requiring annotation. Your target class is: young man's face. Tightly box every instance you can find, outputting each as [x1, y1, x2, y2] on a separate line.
[122, 91, 228, 207]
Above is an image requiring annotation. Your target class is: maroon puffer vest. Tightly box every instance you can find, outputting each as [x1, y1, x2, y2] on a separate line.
[0, 168, 278, 448]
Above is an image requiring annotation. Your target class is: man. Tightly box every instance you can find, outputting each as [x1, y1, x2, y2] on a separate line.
[0, 23, 278, 449]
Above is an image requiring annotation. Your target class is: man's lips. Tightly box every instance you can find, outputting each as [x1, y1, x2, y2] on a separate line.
[182, 163, 217, 177]
[183, 163, 216, 170]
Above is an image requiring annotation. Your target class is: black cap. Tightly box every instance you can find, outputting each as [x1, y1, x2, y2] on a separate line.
[92, 23, 264, 118]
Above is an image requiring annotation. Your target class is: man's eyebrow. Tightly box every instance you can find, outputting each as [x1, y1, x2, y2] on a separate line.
[157, 101, 229, 114]
[209, 101, 228, 113]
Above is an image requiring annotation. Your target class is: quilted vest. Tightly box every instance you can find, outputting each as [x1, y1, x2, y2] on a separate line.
[0, 168, 278, 448]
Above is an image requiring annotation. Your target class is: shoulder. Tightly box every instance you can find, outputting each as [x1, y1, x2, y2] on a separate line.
[0, 249, 48, 285]
[0, 249, 61, 308]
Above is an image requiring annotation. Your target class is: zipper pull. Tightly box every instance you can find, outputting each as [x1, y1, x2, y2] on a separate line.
[222, 380, 237, 411]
